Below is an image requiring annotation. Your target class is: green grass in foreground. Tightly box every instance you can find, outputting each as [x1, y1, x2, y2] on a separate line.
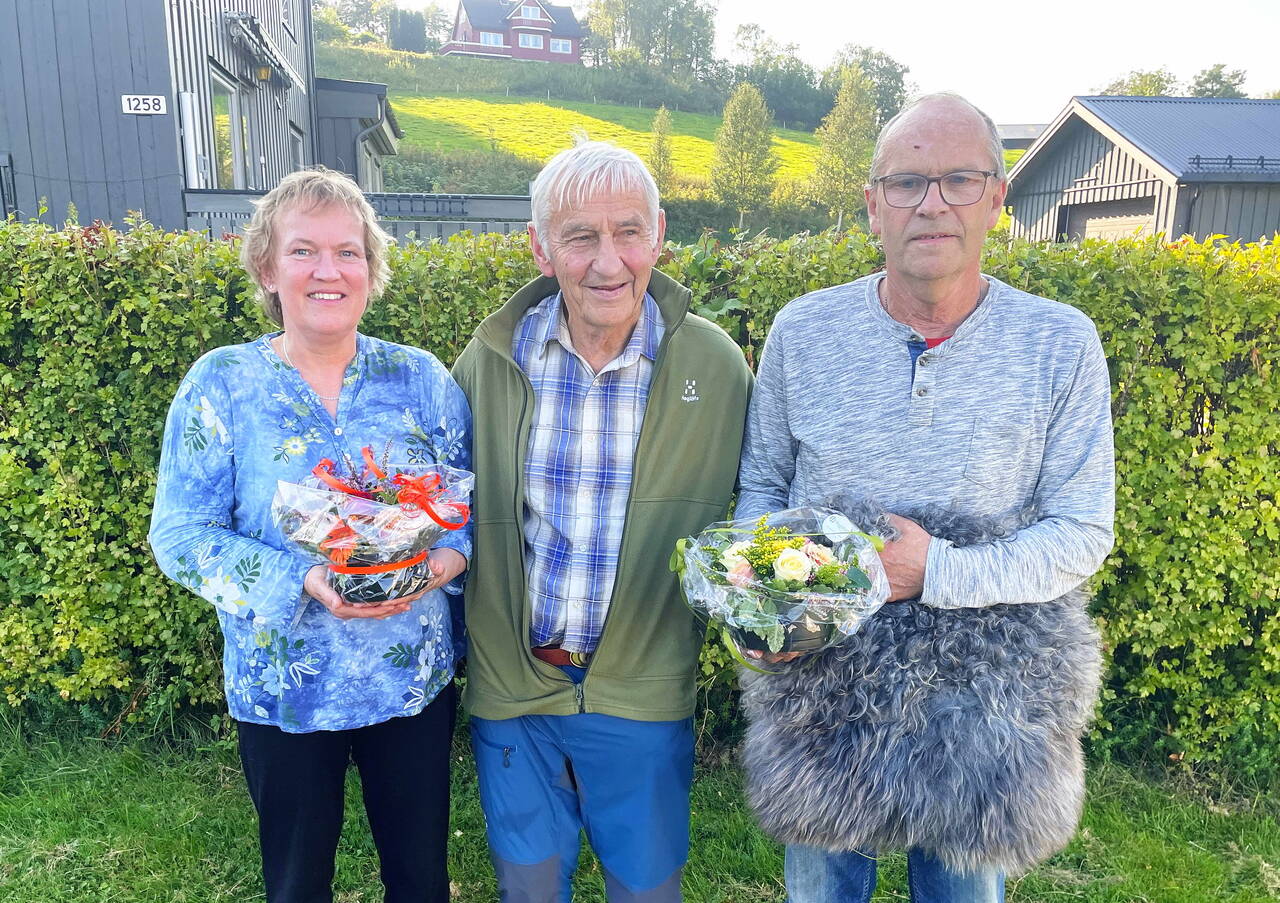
[1, 719, 1278, 902]
[389, 93, 820, 186]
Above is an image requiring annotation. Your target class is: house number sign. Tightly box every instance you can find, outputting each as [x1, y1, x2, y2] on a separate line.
[121, 95, 168, 115]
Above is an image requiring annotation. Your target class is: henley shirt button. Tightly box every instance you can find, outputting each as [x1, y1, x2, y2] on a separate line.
[915, 387, 928, 397]
[333, 427, 343, 436]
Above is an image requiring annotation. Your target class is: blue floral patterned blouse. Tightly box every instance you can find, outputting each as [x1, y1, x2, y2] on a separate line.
[149, 333, 472, 733]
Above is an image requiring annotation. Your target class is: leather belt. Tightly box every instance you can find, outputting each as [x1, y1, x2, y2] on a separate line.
[531, 645, 592, 668]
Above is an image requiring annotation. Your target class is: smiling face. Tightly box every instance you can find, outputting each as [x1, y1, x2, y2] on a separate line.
[264, 204, 370, 345]
[528, 190, 665, 348]
[866, 102, 1007, 290]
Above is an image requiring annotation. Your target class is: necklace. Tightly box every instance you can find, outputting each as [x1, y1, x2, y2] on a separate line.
[278, 334, 344, 401]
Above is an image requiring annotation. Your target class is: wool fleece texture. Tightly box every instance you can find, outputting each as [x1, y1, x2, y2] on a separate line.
[740, 495, 1104, 875]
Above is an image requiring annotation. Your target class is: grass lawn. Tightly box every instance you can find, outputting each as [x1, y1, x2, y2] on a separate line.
[1, 717, 1277, 902]
[389, 93, 821, 186]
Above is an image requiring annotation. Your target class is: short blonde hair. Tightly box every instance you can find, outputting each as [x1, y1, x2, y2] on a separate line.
[239, 167, 391, 326]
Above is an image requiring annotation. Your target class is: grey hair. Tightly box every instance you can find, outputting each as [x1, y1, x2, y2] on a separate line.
[240, 166, 391, 327]
[869, 92, 1005, 183]
[530, 139, 661, 244]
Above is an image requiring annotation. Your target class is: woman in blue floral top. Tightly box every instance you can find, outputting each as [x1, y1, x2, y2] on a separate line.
[149, 168, 471, 903]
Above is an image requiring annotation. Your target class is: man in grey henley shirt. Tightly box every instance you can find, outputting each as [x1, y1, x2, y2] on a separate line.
[736, 93, 1115, 903]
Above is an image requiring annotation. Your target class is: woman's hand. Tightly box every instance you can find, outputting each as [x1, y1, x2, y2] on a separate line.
[304, 565, 414, 620]
[423, 548, 467, 592]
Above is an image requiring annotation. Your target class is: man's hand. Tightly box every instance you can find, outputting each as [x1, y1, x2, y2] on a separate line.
[882, 514, 931, 602]
[745, 649, 804, 664]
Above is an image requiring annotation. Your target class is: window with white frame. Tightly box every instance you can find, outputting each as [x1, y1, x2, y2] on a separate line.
[519, 32, 544, 48]
[209, 69, 252, 190]
[550, 38, 572, 53]
[480, 31, 503, 46]
[520, 4, 544, 18]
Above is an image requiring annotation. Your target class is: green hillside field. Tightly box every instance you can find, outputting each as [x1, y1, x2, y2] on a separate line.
[389, 93, 820, 187]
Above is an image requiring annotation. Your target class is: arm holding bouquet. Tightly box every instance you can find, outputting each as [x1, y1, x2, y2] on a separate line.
[727, 94, 1116, 899]
[148, 167, 471, 901]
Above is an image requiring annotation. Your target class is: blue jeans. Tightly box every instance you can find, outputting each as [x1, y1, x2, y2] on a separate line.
[472, 712, 693, 902]
[786, 844, 1005, 903]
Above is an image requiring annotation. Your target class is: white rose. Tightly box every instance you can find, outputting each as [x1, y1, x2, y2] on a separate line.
[721, 541, 752, 571]
[773, 547, 812, 583]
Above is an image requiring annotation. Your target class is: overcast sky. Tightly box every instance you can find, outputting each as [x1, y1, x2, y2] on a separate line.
[712, 0, 1280, 123]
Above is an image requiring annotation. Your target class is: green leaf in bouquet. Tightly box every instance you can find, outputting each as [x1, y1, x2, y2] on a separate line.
[855, 530, 885, 552]
[669, 538, 689, 575]
[846, 567, 873, 591]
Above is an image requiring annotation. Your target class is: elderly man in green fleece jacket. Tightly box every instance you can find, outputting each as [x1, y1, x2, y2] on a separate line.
[451, 139, 752, 903]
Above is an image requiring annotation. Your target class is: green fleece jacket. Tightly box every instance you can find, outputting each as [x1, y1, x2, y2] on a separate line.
[451, 270, 752, 721]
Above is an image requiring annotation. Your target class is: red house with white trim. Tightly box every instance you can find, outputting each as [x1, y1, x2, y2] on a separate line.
[440, 0, 584, 64]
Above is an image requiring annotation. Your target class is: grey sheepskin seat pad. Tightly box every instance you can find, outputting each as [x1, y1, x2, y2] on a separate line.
[739, 497, 1104, 875]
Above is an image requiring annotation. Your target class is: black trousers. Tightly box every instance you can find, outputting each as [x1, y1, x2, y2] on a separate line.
[237, 682, 456, 903]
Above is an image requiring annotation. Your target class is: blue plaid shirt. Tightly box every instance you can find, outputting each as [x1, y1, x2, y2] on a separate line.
[513, 292, 664, 653]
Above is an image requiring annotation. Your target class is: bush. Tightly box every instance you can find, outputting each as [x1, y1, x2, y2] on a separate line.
[383, 147, 542, 195]
[2, 221, 1278, 779]
[662, 197, 839, 244]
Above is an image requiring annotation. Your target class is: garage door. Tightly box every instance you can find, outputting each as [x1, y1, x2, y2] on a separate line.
[1065, 197, 1157, 240]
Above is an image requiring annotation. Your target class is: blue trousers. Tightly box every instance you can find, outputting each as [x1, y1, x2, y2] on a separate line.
[471, 712, 694, 903]
[786, 845, 1005, 903]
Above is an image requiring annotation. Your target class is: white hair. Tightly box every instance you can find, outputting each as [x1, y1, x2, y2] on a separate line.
[869, 92, 1005, 182]
[530, 139, 661, 243]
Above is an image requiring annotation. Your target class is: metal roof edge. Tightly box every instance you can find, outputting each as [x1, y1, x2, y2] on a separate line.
[1008, 97, 1180, 190]
[1006, 98, 1077, 184]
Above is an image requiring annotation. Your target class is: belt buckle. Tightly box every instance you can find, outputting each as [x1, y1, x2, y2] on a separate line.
[568, 651, 591, 668]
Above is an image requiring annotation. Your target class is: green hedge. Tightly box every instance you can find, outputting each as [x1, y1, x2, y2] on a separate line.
[2, 220, 1278, 777]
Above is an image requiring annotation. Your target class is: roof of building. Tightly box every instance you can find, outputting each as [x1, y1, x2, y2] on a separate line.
[997, 124, 1047, 141]
[458, 0, 584, 36]
[1011, 96, 1280, 185]
[315, 78, 404, 144]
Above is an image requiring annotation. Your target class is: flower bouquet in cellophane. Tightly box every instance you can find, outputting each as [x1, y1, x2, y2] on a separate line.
[272, 444, 473, 604]
[673, 507, 889, 666]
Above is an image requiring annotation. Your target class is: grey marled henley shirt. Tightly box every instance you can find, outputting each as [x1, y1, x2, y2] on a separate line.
[736, 272, 1116, 609]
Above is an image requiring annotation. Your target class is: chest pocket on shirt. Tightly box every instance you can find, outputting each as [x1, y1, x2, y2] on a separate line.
[963, 419, 1032, 490]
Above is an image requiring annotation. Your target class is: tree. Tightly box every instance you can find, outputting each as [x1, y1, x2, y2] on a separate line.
[388, 8, 426, 53]
[731, 24, 826, 130]
[585, 0, 717, 77]
[648, 105, 675, 197]
[823, 45, 910, 128]
[313, 4, 353, 43]
[813, 66, 877, 230]
[711, 83, 778, 228]
[323, 0, 392, 42]
[421, 2, 452, 51]
[1189, 64, 1248, 98]
[1264, 89, 1280, 100]
[1099, 67, 1180, 96]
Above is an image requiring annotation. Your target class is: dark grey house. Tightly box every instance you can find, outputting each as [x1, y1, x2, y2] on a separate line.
[0, 0, 530, 238]
[315, 77, 402, 193]
[1006, 96, 1280, 242]
[0, 0, 318, 228]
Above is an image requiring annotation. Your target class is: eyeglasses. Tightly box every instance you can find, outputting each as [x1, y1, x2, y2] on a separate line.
[872, 170, 997, 208]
